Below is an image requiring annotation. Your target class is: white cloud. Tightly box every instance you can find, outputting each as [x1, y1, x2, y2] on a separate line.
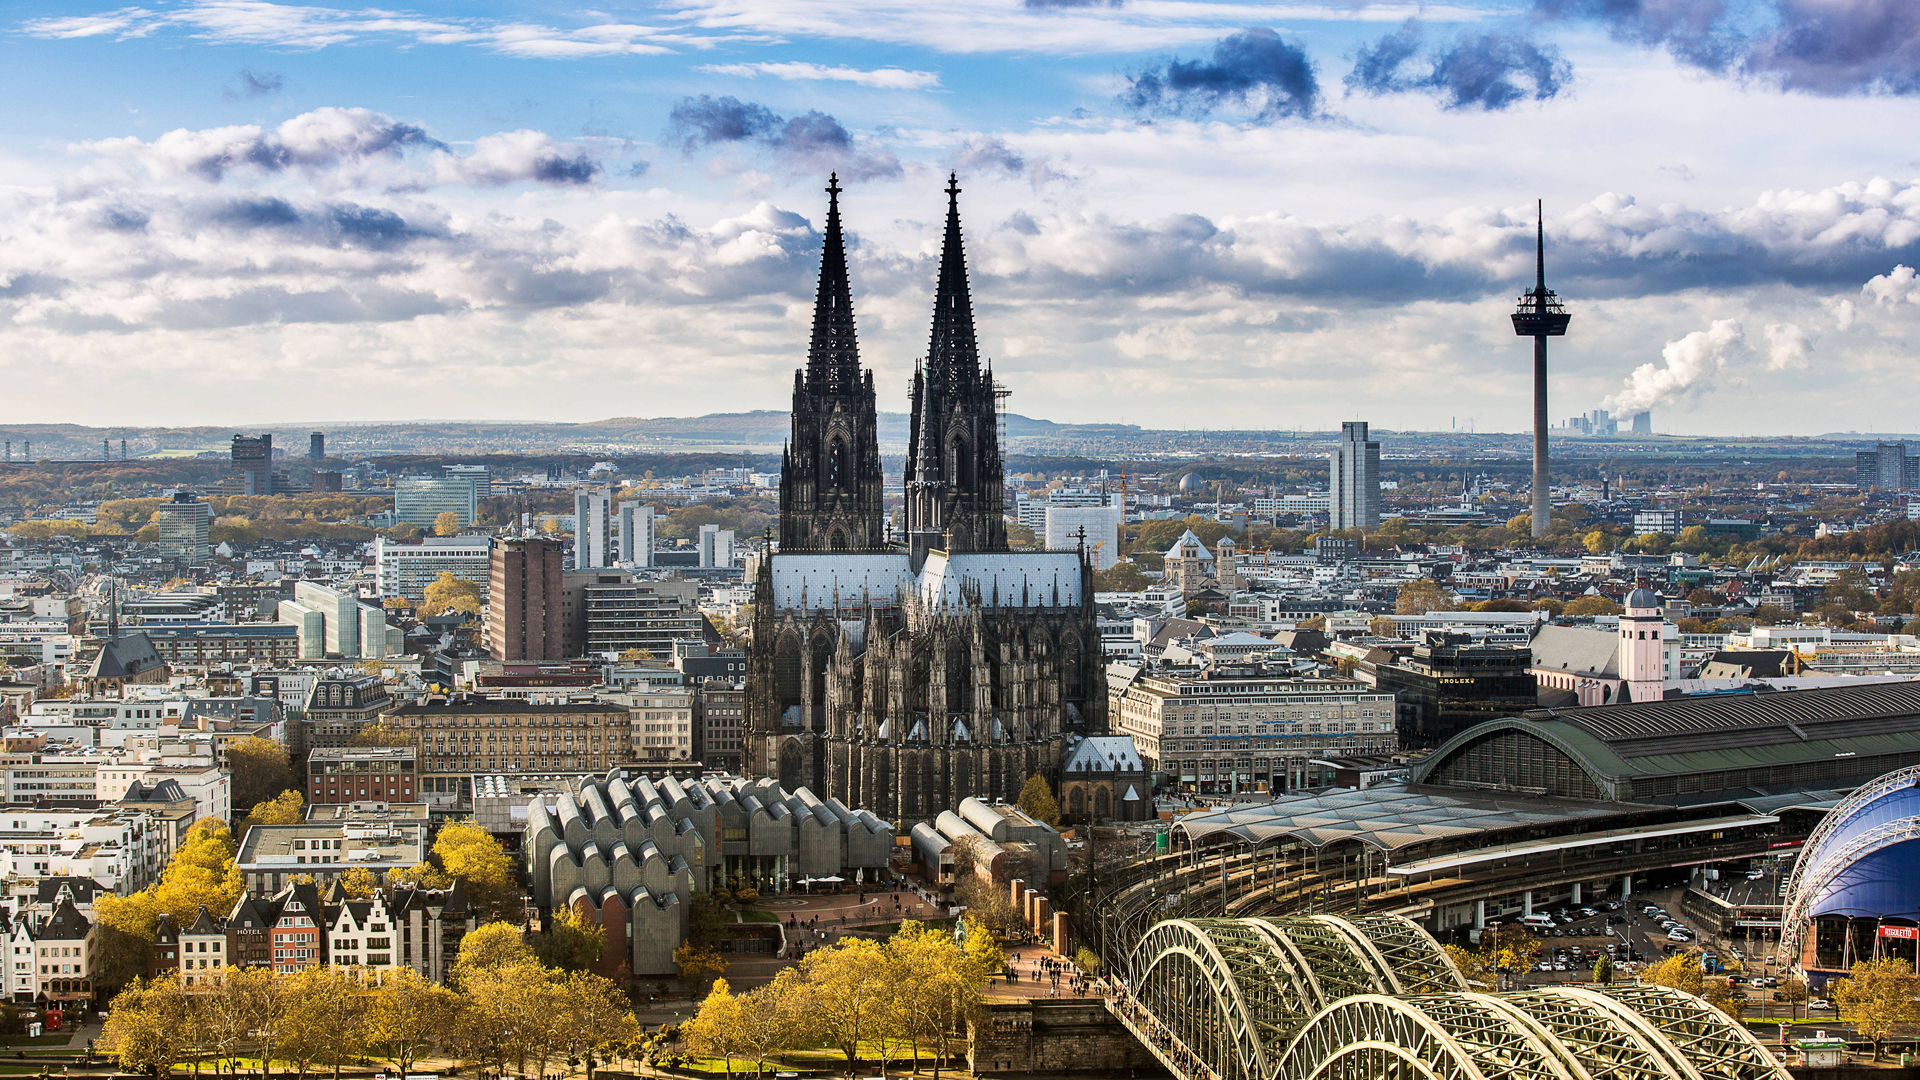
[23, 0, 700, 56]
[665, 0, 1489, 55]
[78, 108, 603, 189]
[1762, 322, 1810, 370]
[1864, 263, 1920, 306]
[1605, 320, 1746, 414]
[696, 61, 941, 89]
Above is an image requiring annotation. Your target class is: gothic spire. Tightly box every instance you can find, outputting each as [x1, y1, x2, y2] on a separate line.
[926, 172, 980, 394]
[806, 173, 861, 394]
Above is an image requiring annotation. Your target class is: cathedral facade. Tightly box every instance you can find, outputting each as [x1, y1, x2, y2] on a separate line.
[745, 175, 1105, 824]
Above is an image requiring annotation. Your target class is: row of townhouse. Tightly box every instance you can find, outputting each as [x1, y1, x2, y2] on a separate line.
[153, 879, 475, 988]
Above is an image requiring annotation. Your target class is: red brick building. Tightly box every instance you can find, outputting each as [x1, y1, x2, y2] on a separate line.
[307, 746, 417, 804]
[487, 537, 565, 662]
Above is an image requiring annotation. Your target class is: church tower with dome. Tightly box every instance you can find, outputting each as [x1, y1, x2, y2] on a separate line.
[1619, 584, 1667, 703]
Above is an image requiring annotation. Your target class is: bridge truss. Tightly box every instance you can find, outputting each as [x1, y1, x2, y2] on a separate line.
[1117, 916, 1789, 1080]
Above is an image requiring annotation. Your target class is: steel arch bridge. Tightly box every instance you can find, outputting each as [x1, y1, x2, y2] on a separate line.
[1111, 917, 1790, 1080]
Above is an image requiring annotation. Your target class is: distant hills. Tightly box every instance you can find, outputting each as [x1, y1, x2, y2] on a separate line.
[0, 412, 1878, 463]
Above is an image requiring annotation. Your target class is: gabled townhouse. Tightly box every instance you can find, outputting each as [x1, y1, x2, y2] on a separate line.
[325, 889, 394, 973]
[33, 890, 94, 1005]
[269, 883, 326, 974]
[150, 913, 179, 979]
[179, 905, 227, 987]
[226, 892, 280, 970]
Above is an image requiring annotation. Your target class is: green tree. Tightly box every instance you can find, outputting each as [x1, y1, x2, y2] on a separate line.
[1093, 561, 1151, 592]
[1830, 959, 1920, 1060]
[1592, 954, 1613, 984]
[1016, 775, 1061, 826]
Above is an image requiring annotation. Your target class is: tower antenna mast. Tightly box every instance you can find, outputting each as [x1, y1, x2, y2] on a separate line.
[1511, 201, 1571, 540]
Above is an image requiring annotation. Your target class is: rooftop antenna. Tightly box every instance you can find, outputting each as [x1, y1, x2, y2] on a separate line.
[1511, 200, 1571, 541]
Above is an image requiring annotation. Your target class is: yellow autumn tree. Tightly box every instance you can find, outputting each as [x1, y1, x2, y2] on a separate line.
[421, 571, 483, 616]
[244, 788, 305, 827]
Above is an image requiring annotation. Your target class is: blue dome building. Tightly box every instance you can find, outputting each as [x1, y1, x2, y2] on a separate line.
[1783, 766, 1920, 983]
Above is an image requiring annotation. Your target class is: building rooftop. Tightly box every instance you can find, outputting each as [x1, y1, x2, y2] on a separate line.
[304, 801, 432, 822]
[386, 697, 627, 716]
[235, 822, 426, 868]
[308, 746, 418, 763]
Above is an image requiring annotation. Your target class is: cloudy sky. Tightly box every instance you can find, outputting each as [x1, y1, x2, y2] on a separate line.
[4, 0, 1920, 435]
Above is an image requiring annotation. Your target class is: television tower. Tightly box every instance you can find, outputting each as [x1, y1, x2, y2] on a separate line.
[1511, 201, 1570, 539]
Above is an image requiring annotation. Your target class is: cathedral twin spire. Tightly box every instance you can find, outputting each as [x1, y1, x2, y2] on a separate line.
[805, 174, 862, 396]
[781, 172, 1005, 558]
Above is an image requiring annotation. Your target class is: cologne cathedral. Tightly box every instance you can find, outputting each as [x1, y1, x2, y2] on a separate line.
[744, 174, 1105, 824]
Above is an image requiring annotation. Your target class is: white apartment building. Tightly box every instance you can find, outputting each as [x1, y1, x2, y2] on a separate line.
[575, 488, 614, 570]
[0, 807, 162, 893]
[617, 501, 655, 568]
[374, 535, 493, 601]
[0, 755, 100, 803]
[697, 525, 735, 569]
[1252, 494, 1332, 515]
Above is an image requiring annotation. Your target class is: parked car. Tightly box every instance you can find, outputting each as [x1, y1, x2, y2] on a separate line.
[1667, 930, 1692, 942]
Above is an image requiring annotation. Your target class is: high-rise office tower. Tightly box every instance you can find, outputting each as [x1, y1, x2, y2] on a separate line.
[488, 538, 565, 661]
[616, 501, 654, 567]
[444, 464, 492, 499]
[697, 524, 735, 568]
[1510, 202, 1572, 539]
[574, 488, 613, 570]
[1330, 422, 1381, 530]
[309, 432, 325, 460]
[153, 492, 212, 566]
[231, 434, 273, 495]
